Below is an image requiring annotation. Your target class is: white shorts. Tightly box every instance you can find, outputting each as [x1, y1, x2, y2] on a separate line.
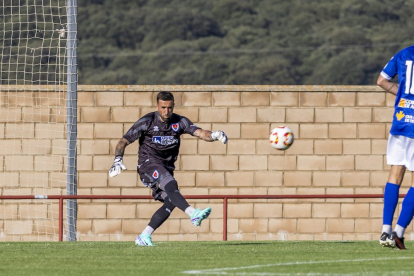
[387, 134, 414, 171]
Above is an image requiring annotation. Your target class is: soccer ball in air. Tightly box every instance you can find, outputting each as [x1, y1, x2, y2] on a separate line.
[269, 126, 294, 150]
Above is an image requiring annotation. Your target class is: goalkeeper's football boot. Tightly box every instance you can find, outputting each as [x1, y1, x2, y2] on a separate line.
[191, 207, 212, 226]
[135, 234, 154, 246]
[387, 231, 406, 250]
[379, 232, 390, 247]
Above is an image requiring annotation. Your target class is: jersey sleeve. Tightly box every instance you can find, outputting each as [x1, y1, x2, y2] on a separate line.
[123, 117, 150, 143]
[381, 54, 399, 80]
[180, 116, 200, 135]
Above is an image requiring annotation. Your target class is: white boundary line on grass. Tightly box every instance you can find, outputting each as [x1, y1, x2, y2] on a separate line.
[181, 257, 414, 275]
[182, 272, 414, 276]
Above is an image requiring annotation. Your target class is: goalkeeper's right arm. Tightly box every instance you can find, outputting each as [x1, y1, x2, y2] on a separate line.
[109, 138, 129, 177]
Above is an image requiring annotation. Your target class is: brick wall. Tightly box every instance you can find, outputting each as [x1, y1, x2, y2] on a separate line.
[1, 85, 411, 241]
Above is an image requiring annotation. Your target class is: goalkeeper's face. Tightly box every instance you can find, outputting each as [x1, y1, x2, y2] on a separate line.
[157, 100, 174, 122]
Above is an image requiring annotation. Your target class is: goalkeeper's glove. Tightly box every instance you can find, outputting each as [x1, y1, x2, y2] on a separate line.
[210, 130, 228, 144]
[109, 155, 127, 177]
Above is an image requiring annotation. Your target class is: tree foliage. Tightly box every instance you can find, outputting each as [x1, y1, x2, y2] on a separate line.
[3, 0, 413, 85]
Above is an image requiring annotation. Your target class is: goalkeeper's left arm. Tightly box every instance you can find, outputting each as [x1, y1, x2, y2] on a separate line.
[109, 138, 129, 177]
[193, 129, 228, 144]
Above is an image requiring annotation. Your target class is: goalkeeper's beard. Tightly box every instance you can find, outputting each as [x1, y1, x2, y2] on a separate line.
[159, 114, 172, 123]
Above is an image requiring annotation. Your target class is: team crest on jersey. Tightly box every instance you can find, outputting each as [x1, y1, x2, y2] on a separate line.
[152, 170, 159, 179]
[171, 123, 179, 132]
[153, 126, 159, 132]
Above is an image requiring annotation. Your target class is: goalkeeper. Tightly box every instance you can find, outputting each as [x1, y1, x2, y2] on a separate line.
[109, 91, 228, 246]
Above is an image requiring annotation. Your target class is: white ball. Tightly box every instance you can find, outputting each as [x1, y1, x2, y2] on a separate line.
[269, 126, 294, 150]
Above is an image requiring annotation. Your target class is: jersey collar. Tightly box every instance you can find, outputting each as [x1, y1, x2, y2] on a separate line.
[155, 111, 175, 126]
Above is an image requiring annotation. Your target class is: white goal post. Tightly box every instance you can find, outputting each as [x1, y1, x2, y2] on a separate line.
[0, 0, 77, 241]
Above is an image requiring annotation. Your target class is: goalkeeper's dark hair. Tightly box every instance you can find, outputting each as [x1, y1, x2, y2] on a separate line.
[157, 91, 174, 103]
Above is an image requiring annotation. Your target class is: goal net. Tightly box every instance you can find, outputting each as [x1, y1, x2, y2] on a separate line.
[0, 0, 77, 241]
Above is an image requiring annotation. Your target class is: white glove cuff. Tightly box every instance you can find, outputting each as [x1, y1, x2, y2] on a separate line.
[114, 155, 123, 163]
[210, 132, 217, 141]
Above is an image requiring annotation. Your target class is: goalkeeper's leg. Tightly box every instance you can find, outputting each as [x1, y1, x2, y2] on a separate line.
[161, 177, 211, 227]
[136, 198, 175, 246]
[139, 163, 192, 212]
[161, 177, 190, 211]
[148, 197, 176, 231]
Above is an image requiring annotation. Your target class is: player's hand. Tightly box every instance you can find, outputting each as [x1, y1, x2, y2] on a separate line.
[211, 130, 228, 144]
[109, 156, 127, 177]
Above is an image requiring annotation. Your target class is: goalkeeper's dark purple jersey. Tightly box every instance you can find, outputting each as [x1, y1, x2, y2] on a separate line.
[123, 111, 200, 170]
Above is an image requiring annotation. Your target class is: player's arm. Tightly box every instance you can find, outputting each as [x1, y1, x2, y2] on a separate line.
[109, 138, 130, 177]
[377, 74, 399, 95]
[109, 117, 149, 177]
[193, 129, 228, 144]
[114, 138, 129, 157]
[180, 116, 227, 144]
[193, 129, 213, 141]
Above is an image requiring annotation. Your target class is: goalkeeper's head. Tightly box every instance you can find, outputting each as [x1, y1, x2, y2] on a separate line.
[156, 91, 175, 122]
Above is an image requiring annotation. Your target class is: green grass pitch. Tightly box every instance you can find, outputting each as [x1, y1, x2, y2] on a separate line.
[0, 241, 413, 275]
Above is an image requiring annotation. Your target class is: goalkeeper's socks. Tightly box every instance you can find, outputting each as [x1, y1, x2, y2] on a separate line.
[396, 187, 414, 229]
[148, 198, 175, 230]
[185, 206, 195, 217]
[141, 226, 154, 235]
[164, 180, 191, 211]
[383, 182, 400, 226]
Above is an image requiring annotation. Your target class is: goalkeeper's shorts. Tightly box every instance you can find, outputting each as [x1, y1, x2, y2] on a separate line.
[387, 134, 414, 171]
[137, 160, 175, 202]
